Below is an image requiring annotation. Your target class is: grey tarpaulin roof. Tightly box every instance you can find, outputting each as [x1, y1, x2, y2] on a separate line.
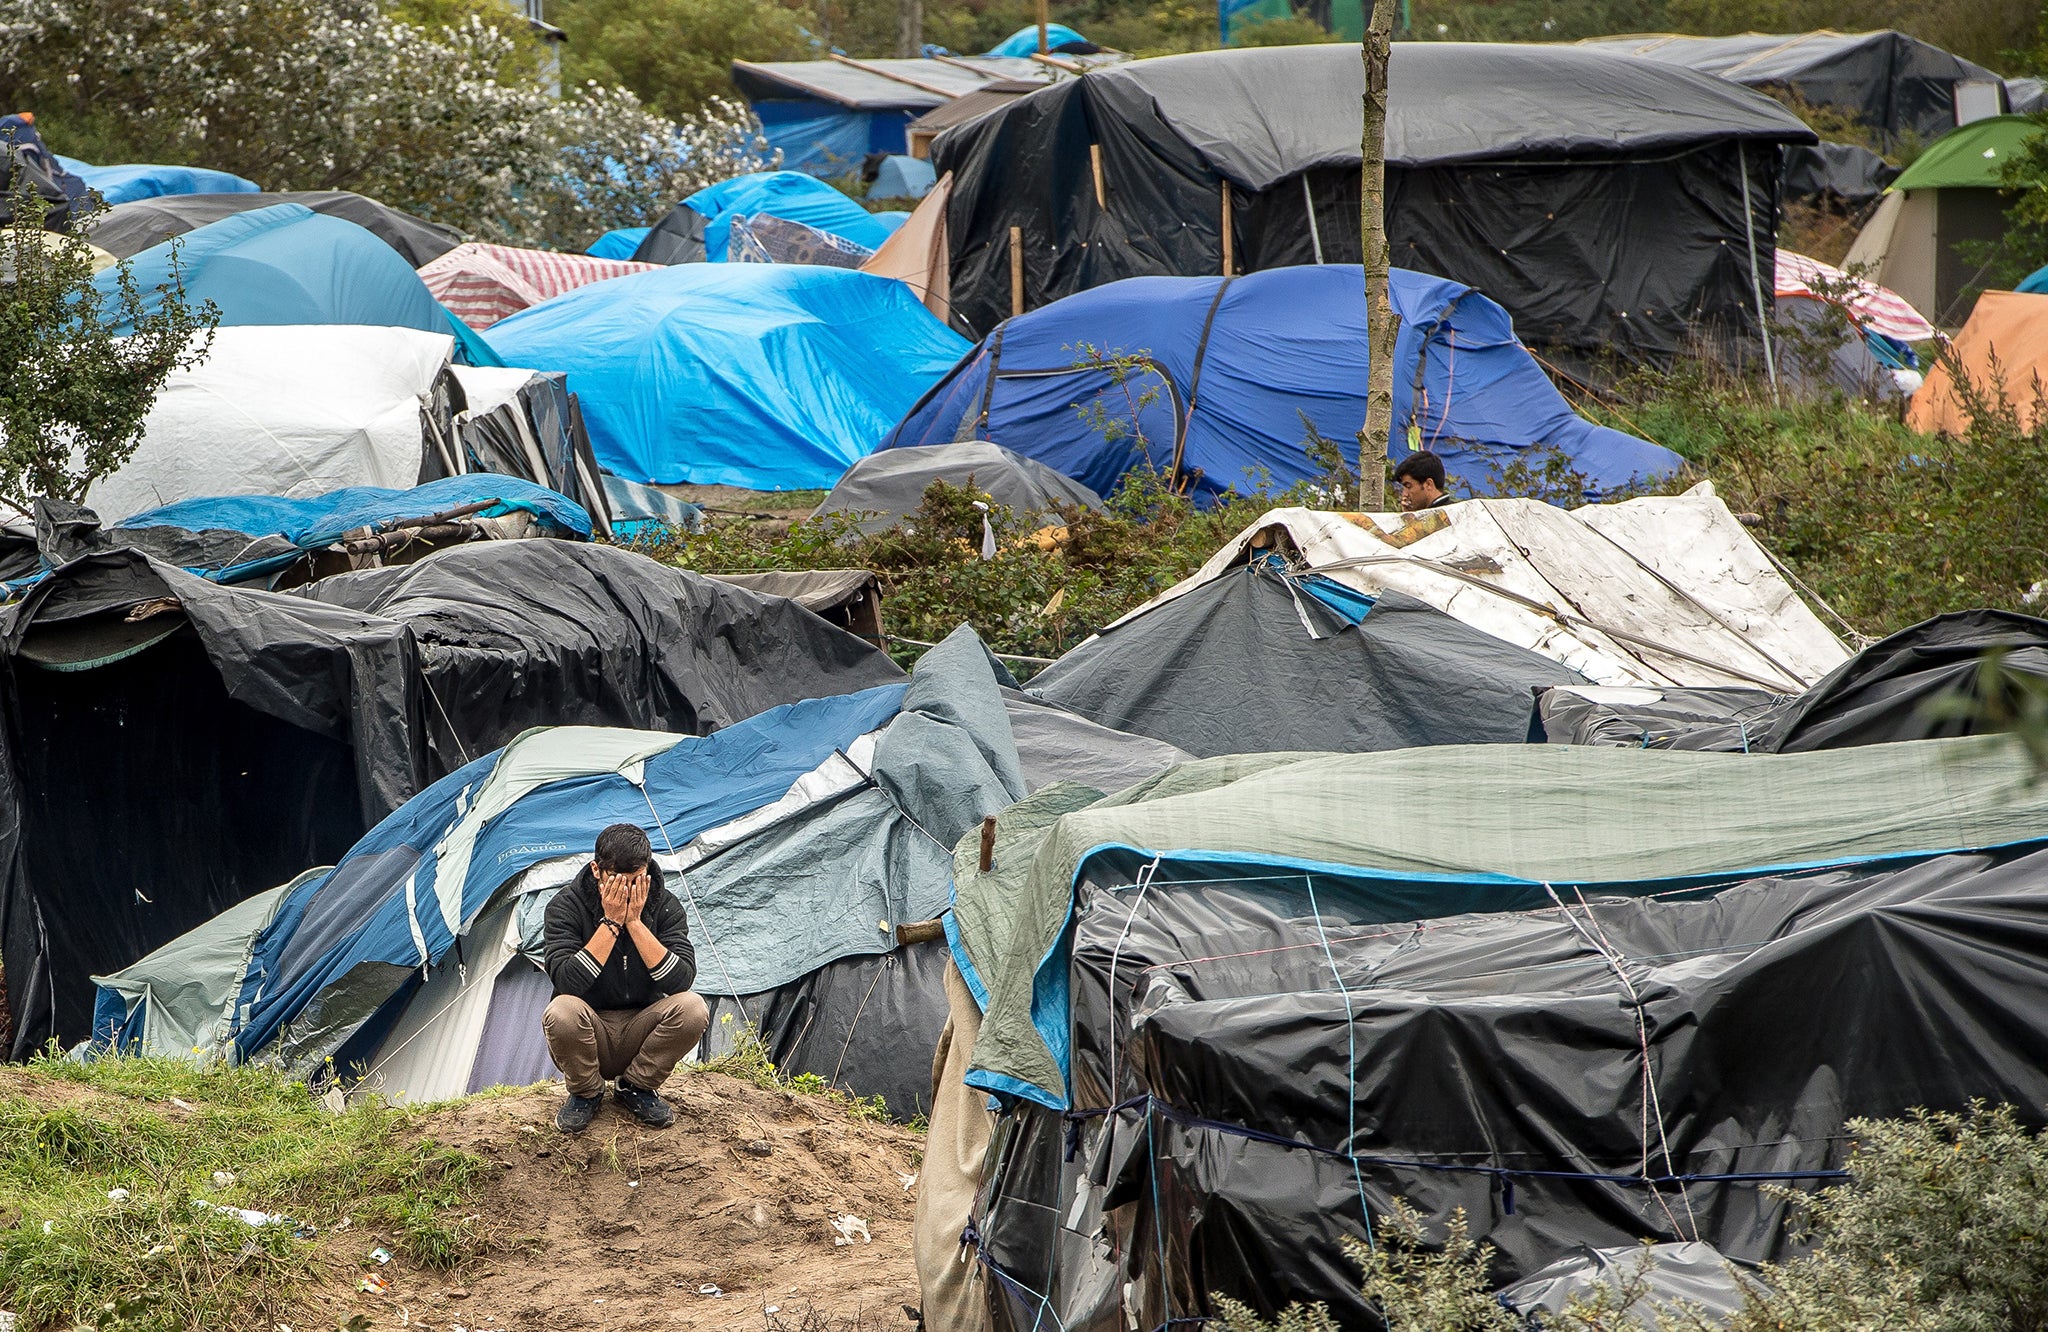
[817, 441, 1103, 534]
[1578, 30, 2001, 144]
[906, 80, 1048, 136]
[1070, 41, 1814, 191]
[731, 55, 1052, 110]
[83, 191, 463, 267]
[709, 568, 880, 617]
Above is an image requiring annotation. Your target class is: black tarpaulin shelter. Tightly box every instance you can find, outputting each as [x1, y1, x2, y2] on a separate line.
[998, 844, 2048, 1327]
[1027, 561, 1586, 756]
[84, 191, 462, 267]
[0, 541, 902, 1053]
[1578, 30, 2004, 147]
[932, 42, 1814, 366]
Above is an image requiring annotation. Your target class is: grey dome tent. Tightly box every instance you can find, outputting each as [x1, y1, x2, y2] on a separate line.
[933, 42, 1814, 368]
[0, 541, 901, 1052]
[1028, 558, 1586, 756]
[84, 191, 462, 267]
[816, 441, 1103, 534]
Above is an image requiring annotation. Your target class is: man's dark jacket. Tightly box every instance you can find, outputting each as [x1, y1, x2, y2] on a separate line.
[543, 863, 697, 1009]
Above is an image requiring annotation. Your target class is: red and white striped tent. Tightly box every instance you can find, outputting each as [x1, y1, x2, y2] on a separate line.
[420, 244, 658, 329]
[1774, 249, 1936, 345]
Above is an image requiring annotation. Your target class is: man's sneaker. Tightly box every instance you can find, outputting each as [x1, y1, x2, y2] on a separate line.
[555, 1092, 603, 1134]
[613, 1080, 674, 1128]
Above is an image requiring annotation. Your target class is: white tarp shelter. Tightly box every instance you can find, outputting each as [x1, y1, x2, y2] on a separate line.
[1121, 485, 1852, 691]
[85, 325, 452, 523]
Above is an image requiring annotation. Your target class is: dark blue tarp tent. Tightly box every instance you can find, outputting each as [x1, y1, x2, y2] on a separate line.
[57, 155, 259, 205]
[884, 264, 1681, 504]
[487, 264, 970, 490]
[96, 203, 447, 336]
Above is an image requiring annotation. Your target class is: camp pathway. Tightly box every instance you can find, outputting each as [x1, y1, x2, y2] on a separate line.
[292, 1073, 923, 1331]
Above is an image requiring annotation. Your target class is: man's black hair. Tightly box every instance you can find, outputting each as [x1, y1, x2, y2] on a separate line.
[594, 823, 653, 873]
[1392, 450, 1447, 488]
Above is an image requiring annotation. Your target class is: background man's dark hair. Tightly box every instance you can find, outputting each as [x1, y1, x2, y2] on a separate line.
[1392, 450, 1447, 488]
[594, 823, 653, 873]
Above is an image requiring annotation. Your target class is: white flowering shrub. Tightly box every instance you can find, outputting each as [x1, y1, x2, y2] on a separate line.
[0, 0, 776, 248]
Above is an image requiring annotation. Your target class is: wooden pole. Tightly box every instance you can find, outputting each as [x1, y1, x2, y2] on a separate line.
[1355, 0, 1397, 511]
[978, 816, 998, 872]
[1220, 180, 1234, 275]
[897, 0, 922, 58]
[1036, 0, 1049, 53]
[1009, 225, 1025, 317]
[1090, 143, 1105, 208]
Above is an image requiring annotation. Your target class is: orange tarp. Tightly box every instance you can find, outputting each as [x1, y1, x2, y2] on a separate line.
[1907, 289, 2048, 435]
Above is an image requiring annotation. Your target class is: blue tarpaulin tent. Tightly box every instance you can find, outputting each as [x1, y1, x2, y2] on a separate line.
[2020, 263, 2048, 295]
[587, 227, 650, 259]
[690, 171, 896, 259]
[884, 265, 1681, 504]
[96, 203, 447, 336]
[985, 23, 1087, 54]
[487, 263, 970, 490]
[57, 155, 259, 205]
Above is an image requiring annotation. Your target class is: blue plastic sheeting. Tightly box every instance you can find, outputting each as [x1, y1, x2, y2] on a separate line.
[213, 684, 911, 1060]
[870, 155, 936, 201]
[884, 265, 1680, 505]
[96, 203, 447, 336]
[986, 23, 1086, 55]
[684, 171, 897, 260]
[603, 474, 704, 542]
[2020, 263, 2048, 295]
[873, 211, 910, 235]
[488, 263, 971, 490]
[753, 102, 879, 175]
[587, 227, 650, 259]
[57, 155, 259, 205]
[123, 474, 592, 547]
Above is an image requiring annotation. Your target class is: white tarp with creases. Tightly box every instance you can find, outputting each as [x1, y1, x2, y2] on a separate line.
[85, 324, 451, 523]
[1114, 485, 1851, 691]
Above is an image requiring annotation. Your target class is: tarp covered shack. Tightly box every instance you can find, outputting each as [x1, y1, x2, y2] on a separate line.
[0, 543, 902, 1053]
[731, 57, 1059, 174]
[1576, 30, 2006, 147]
[1134, 490, 1852, 691]
[883, 265, 1680, 505]
[933, 43, 1814, 364]
[939, 735, 2048, 1329]
[93, 629, 1187, 1118]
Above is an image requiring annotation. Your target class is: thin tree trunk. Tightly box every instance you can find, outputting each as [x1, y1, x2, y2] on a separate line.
[1355, 0, 1397, 511]
[899, 0, 923, 58]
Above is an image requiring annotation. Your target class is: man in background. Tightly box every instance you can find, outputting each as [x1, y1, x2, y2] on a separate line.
[1393, 451, 1460, 511]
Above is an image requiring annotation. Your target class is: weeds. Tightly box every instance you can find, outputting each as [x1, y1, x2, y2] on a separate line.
[0, 1052, 486, 1331]
[697, 1018, 899, 1124]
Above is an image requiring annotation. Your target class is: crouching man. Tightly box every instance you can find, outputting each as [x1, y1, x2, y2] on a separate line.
[542, 823, 710, 1133]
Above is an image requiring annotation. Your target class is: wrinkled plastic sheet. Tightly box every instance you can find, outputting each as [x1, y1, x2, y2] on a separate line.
[975, 845, 2048, 1328]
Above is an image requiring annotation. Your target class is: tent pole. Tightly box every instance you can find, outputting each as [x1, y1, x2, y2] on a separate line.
[1036, 0, 1049, 53]
[1737, 141, 1780, 402]
[1090, 143, 1106, 208]
[1302, 174, 1324, 265]
[1221, 181, 1234, 274]
[1010, 225, 1025, 317]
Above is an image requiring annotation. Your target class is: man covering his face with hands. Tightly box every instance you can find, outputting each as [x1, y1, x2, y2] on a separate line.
[541, 823, 710, 1133]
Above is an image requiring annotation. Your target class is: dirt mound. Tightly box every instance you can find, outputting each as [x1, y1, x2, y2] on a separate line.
[289, 1070, 924, 1332]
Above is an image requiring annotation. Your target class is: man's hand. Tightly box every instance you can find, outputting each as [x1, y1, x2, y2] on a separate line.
[597, 866, 634, 923]
[621, 868, 649, 925]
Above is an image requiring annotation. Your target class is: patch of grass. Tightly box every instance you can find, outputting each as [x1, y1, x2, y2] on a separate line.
[0, 1053, 487, 1331]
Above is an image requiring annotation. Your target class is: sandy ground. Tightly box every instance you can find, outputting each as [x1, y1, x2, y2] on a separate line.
[288, 1071, 925, 1332]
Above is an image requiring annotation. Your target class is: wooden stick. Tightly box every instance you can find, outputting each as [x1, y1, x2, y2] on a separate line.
[1090, 143, 1105, 208]
[1221, 180, 1234, 275]
[1009, 225, 1025, 317]
[826, 52, 959, 99]
[979, 815, 998, 872]
[1028, 50, 1083, 73]
[1036, 0, 1049, 53]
